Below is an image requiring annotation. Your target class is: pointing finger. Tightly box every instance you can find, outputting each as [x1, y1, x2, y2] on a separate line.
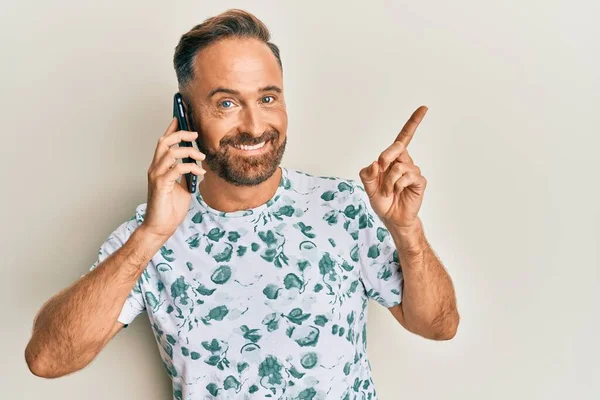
[394, 105, 428, 147]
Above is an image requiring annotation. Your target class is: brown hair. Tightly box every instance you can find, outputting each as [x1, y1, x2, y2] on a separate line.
[173, 9, 282, 88]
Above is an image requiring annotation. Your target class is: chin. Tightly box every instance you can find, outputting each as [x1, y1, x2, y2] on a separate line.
[224, 162, 280, 186]
[210, 137, 286, 186]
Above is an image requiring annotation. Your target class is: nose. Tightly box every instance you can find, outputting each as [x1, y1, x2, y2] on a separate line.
[238, 105, 267, 137]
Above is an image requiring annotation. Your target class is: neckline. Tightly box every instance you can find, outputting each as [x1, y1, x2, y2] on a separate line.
[194, 167, 289, 218]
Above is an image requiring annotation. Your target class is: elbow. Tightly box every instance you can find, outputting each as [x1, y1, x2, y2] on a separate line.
[400, 304, 460, 341]
[25, 353, 70, 379]
[25, 333, 103, 379]
[25, 343, 69, 379]
[27, 362, 51, 379]
[25, 345, 51, 378]
[430, 309, 460, 341]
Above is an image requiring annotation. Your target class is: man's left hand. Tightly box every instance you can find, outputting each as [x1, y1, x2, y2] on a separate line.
[359, 106, 428, 230]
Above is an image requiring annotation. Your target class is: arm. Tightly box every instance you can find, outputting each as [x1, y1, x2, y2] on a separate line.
[24, 118, 205, 378]
[359, 105, 459, 340]
[387, 218, 459, 340]
[24, 227, 165, 378]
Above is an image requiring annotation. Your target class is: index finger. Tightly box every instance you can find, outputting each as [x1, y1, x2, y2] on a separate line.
[394, 105, 428, 147]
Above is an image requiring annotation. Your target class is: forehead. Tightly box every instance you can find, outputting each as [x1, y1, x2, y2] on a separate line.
[192, 38, 283, 94]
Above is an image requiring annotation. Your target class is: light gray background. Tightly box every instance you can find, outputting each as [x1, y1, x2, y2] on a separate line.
[1, 0, 598, 399]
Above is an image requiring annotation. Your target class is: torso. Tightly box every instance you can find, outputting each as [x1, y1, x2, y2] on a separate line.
[132, 168, 399, 399]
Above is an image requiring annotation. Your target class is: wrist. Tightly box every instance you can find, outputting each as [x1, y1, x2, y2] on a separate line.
[132, 225, 169, 255]
[118, 226, 168, 277]
[387, 218, 426, 256]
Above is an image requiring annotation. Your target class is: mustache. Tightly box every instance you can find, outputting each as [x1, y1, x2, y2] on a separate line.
[220, 129, 279, 147]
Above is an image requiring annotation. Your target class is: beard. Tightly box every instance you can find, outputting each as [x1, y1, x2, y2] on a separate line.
[196, 128, 286, 186]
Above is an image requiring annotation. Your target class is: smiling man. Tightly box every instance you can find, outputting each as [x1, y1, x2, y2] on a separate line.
[25, 9, 459, 400]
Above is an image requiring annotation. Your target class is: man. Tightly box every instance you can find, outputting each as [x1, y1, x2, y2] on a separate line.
[25, 9, 458, 400]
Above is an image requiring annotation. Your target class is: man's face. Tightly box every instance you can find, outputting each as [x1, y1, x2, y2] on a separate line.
[186, 38, 287, 186]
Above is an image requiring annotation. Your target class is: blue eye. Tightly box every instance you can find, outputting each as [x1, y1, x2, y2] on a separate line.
[220, 100, 233, 108]
[262, 96, 274, 104]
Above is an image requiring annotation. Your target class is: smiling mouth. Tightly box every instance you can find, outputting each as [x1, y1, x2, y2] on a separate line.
[231, 141, 268, 152]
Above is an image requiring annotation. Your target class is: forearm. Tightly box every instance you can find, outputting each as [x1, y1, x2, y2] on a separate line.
[389, 218, 459, 339]
[25, 227, 165, 377]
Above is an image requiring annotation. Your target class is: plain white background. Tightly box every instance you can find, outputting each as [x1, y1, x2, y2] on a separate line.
[1, 0, 598, 399]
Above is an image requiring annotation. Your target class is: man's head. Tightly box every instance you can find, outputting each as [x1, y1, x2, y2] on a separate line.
[173, 9, 287, 187]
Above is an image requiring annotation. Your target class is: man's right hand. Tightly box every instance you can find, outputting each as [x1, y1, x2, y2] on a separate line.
[141, 118, 206, 239]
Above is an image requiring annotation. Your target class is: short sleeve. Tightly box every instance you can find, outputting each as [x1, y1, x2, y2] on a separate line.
[353, 182, 403, 307]
[87, 215, 147, 328]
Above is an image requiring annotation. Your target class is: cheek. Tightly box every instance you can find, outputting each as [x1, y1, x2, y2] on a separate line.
[270, 108, 288, 136]
[200, 118, 235, 146]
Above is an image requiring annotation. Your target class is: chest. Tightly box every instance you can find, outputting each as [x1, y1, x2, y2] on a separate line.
[139, 205, 367, 338]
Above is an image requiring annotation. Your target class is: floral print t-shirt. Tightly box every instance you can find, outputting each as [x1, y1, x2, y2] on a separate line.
[89, 167, 403, 400]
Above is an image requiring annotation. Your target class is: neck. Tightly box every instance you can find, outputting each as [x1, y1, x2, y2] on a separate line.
[198, 166, 282, 213]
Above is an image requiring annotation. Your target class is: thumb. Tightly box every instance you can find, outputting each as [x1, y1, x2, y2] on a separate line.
[359, 161, 380, 197]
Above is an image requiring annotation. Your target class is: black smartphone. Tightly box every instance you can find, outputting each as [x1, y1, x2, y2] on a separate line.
[173, 93, 198, 193]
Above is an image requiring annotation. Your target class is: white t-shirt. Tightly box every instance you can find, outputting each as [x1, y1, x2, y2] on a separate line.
[89, 167, 403, 400]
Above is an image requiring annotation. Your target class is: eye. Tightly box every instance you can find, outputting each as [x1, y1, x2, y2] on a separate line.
[219, 100, 233, 108]
[261, 95, 275, 104]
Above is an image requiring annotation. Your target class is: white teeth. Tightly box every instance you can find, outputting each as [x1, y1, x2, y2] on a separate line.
[236, 141, 266, 151]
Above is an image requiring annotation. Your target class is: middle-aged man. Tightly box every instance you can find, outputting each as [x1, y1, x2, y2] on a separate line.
[25, 9, 459, 400]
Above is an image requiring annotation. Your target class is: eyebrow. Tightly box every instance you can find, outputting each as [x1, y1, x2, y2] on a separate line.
[260, 85, 282, 93]
[208, 85, 282, 98]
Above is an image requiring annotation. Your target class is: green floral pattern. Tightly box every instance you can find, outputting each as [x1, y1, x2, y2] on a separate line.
[89, 168, 403, 399]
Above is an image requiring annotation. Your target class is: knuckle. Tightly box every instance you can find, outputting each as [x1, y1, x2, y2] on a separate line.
[392, 163, 404, 173]
[176, 163, 188, 172]
[379, 154, 392, 164]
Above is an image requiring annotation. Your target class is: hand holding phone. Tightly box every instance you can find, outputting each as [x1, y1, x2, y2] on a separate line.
[142, 116, 205, 238]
